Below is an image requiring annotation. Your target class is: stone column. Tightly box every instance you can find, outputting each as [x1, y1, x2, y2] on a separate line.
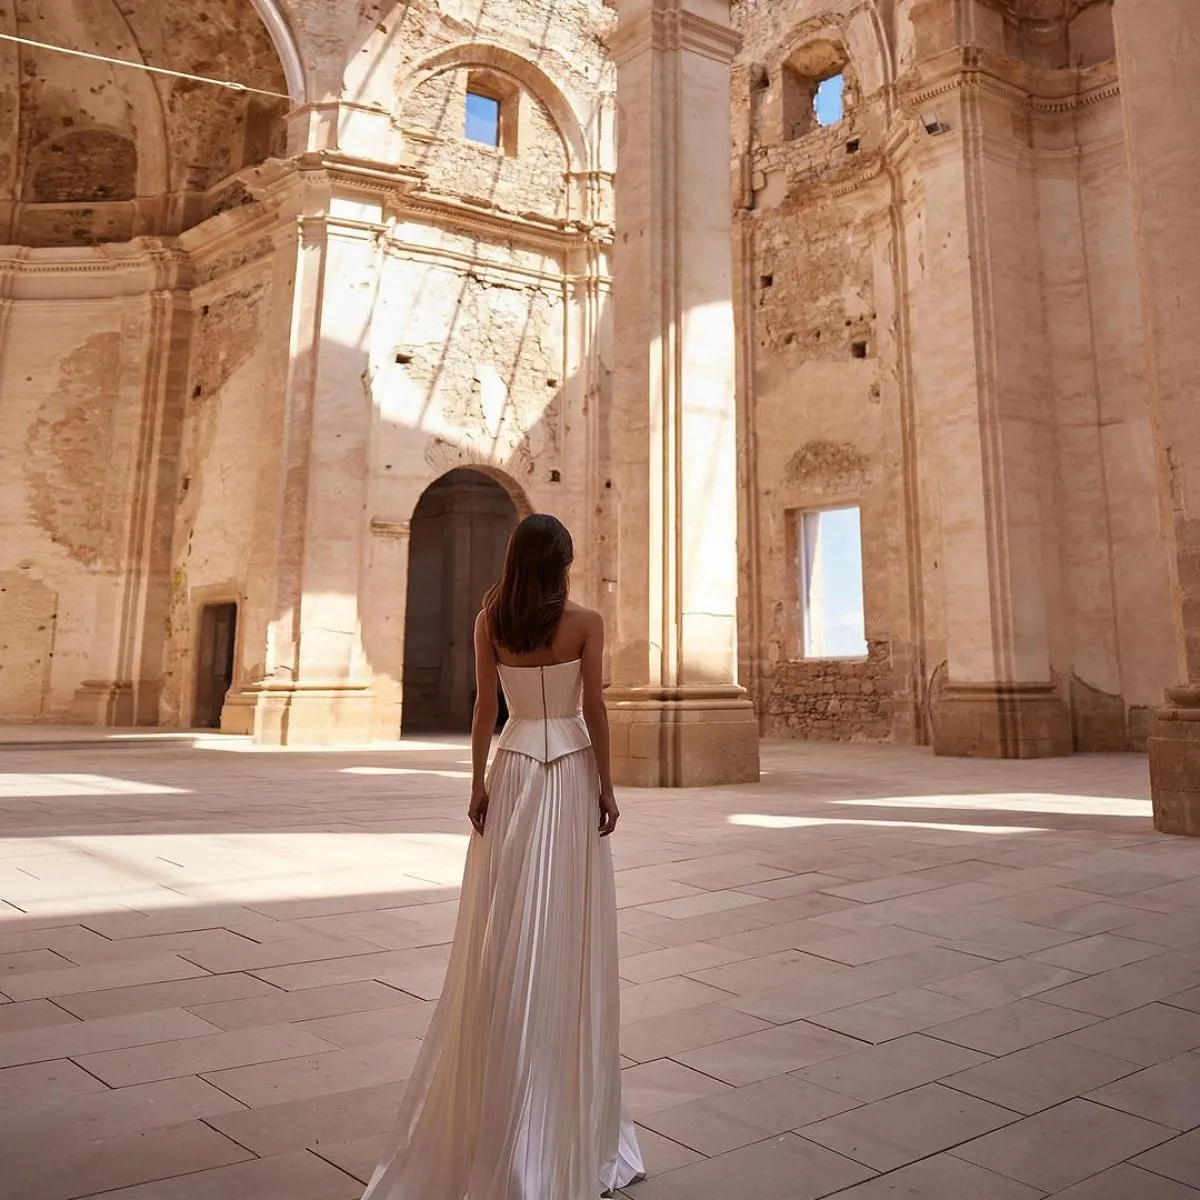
[607, 0, 759, 786]
[914, 67, 1071, 760]
[1114, 1, 1200, 835]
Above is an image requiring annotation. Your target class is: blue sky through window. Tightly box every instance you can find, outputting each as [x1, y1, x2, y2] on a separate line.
[814, 74, 845, 127]
[466, 92, 501, 146]
[802, 506, 867, 658]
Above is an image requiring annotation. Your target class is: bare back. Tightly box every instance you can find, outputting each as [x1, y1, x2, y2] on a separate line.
[489, 600, 595, 667]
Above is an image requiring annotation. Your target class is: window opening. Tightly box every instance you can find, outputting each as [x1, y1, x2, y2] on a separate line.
[814, 74, 845, 127]
[465, 90, 502, 147]
[798, 506, 867, 658]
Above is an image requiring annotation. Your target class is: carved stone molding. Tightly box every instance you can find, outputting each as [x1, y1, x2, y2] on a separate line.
[609, 6, 742, 67]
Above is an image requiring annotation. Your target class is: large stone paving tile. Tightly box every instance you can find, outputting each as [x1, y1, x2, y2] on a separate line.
[618, 940, 748, 983]
[208, 1081, 407, 1155]
[630, 1126, 705, 1174]
[0, 1120, 252, 1200]
[619, 976, 732, 1024]
[189, 979, 416, 1031]
[636, 888, 764, 920]
[1, 953, 209, 1001]
[1085, 1052, 1200, 1130]
[1030, 933, 1166, 974]
[0, 1058, 107, 1108]
[928, 997, 1100, 1055]
[298, 1000, 434, 1048]
[202, 1038, 425, 1107]
[943, 1039, 1137, 1114]
[1039, 959, 1200, 1017]
[800, 1082, 1017, 1171]
[620, 1002, 769, 1063]
[0, 947, 74, 978]
[53, 972, 273, 1020]
[627, 1132, 874, 1200]
[675, 1019, 862, 1085]
[685, 948, 846, 996]
[85, 1150, 361, 1199]
[0, 996, 80, 1034]
[250, 945, 450, 993]
[795, 1033, 991, 1103]
[1064, 1002, 1200, 1065]
[1135, 1129, 1200, 1189]
[927, 959, 1083, 1006]
[811, 988, 985, 1044]
[0, 1075, 245, 1150]
[0, 1007, 216, 1068]
[641, 1073, 860, 1156]
[620, 1058, 733, 1118]
[76, 1023, 335, 1086]
[808, 1152, 1042, 1199]
[953, 1098, 1176, 1192]
[1048, 1163, 1200, 1199]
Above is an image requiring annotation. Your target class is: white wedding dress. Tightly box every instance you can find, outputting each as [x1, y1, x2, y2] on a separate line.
[361, 659, 645, 1200]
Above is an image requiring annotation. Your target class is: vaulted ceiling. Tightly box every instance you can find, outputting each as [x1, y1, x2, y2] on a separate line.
[0, 0, 289, 245]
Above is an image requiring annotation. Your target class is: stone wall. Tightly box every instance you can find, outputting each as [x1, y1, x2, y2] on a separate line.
[762, 641, 891, 740]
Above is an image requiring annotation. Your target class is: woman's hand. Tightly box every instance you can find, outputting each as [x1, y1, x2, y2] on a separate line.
[468, 785, 489, 836]
[598, 789, 620, 837]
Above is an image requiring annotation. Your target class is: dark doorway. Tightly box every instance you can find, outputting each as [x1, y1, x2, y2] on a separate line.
[402, 470, 518, 733]
[194, 602, 237, 729]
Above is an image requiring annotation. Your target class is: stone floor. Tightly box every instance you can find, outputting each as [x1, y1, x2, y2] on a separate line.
[1, 736, 1199, 1199]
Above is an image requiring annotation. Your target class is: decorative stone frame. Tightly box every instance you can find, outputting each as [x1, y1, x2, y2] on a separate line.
[464, 68, 522, 156]
[186, 584, 245, 729]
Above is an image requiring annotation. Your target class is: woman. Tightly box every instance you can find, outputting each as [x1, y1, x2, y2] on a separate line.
[361, 514, 645, 1200]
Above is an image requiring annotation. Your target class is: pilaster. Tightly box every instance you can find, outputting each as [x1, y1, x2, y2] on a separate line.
[608, 0, 759, 786]
[1114, 0, 1200, 833]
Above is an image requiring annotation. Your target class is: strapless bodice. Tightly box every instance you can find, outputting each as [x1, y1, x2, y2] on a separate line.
[494, 659, 591, 763]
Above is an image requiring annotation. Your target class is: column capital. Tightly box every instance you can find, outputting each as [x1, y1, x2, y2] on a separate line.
[609, 1, 742, 67]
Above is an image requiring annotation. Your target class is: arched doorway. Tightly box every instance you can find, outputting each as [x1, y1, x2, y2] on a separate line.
[402, 470, 519, 733]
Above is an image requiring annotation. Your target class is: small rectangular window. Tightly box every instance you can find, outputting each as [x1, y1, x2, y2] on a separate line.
[798, 505, 867, 658]
[465, 91, 501, 147]
[814, 74, 845, 127]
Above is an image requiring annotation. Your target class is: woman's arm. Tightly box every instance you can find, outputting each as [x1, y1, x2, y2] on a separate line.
[580, 609, 620, 835]
[468, 611, 499, 834]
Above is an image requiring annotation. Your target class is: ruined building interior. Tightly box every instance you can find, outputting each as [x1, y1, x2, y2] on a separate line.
[0, 0, 1197, 827]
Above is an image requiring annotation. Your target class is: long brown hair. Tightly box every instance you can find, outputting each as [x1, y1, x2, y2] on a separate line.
[484, 514, 574, 654]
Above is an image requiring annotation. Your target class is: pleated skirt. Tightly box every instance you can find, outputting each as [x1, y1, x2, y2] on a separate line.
[360, 746, 644, 1200]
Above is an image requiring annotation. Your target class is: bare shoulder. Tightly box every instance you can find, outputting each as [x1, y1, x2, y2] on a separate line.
[564, 600, 604, 637]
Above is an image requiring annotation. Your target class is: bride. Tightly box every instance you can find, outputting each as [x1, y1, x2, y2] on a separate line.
[361, 514, 645, 1200]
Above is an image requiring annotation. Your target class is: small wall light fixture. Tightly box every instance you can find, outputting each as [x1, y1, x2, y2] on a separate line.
[921, 111, 950, 136]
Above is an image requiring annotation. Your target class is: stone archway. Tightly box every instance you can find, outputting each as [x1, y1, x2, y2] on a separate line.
[401, 469, 520, 734]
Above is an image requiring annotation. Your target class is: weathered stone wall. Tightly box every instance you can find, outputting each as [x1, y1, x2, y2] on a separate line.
[402, 70, 571, 219]
[160, 258, 279, 728]
[0, 298, 148, 719]
[763, 642, 892, 741]
[734, 0, 1170, 752]
[733, 0, 913, 745]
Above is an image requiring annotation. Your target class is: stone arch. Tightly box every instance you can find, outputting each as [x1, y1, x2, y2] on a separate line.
[401, 468, 526, 733]
[247, 0, 308, 104]
[398, 41, 588, 176]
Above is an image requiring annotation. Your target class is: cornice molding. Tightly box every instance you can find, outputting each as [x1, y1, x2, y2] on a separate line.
[903, 49, 1120, 114]
[608, 7, 742, 66]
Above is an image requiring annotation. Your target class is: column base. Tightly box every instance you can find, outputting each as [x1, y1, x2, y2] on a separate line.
[223, 682, 378, 746]
[606, 686, 761, 787]
[932, 683, 1072, 759]
[69, 680, 160, 727]
[1149, 686, 1200, 837]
